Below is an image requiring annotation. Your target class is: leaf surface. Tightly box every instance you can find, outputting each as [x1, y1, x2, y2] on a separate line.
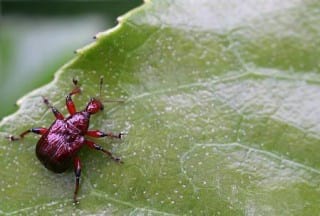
[1, 0, 320, 215]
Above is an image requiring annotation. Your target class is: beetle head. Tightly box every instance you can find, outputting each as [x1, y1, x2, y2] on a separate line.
[86, 98, 104, 114]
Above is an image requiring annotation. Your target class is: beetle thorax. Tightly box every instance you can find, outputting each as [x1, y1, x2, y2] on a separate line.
[65, 112, 90, 134]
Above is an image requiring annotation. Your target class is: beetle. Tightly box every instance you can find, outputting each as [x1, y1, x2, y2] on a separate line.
[8, 77, 124, 204]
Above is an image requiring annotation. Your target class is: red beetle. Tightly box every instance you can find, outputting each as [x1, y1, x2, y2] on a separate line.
[8, 77, 124, 203]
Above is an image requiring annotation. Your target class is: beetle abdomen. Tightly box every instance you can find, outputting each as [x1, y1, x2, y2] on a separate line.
[36, 149, 71, 173]
[36, 120, 85, 173]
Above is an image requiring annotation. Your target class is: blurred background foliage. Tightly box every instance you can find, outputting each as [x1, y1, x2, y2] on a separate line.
[0, 0, 142, 119]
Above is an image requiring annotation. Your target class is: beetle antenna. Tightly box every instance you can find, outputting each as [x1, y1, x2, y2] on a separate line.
[99, 75, 124, 103]
[99, 76, 104, 99]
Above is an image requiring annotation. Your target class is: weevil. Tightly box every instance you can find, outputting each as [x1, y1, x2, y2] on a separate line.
[8, 77, 124, 203]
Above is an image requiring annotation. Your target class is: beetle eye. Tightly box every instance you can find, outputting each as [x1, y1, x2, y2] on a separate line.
[100, 104, 104, 111]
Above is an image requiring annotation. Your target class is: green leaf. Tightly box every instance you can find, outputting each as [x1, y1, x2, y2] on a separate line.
[1, 0, 320, 215]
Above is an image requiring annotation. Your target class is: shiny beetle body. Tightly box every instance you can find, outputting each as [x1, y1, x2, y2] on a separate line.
[9, 78, 123, 203]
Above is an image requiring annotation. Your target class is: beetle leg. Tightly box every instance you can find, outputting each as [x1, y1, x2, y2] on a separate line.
[7, 127, 47, 141]
[86, 130, 125, 139]
[42, 96, 64, 120]
[85, 140, 123, 163]
[66, 78, 81, 115]
[73, 156, 81, 204]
